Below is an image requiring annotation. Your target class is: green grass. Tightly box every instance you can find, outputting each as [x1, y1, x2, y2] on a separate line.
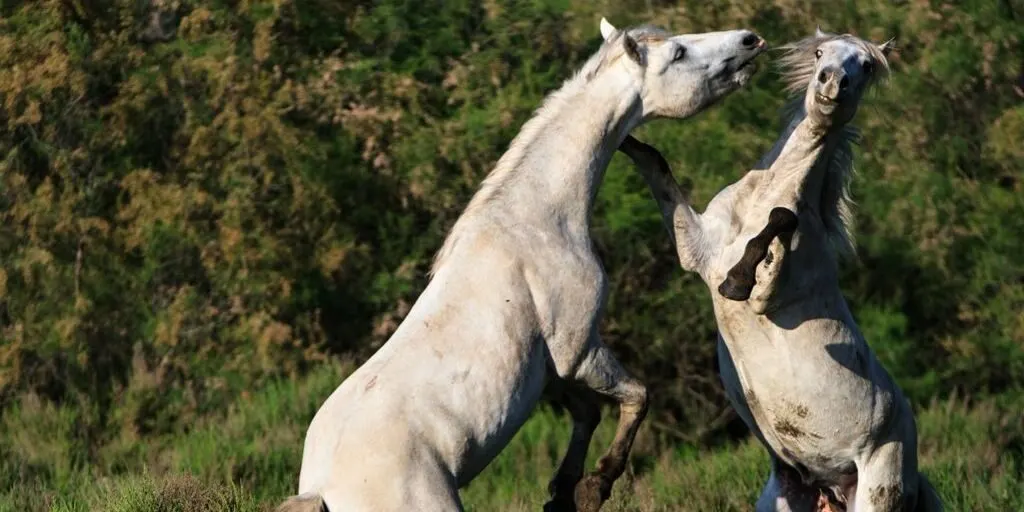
[2, 364, 1020, 511]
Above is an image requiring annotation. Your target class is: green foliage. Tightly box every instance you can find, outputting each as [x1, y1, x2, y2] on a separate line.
[0, 0, 1022, 506]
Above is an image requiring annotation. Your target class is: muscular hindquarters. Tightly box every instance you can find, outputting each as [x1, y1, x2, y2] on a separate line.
[297, 243, 548, 509]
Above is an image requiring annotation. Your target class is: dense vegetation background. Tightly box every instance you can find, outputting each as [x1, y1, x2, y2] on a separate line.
[1, 0, 1022, 510]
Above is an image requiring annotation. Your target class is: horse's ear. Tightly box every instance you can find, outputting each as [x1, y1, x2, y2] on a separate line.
[599, 17, 616, 41]
[815, 26, 827, 38]
[622, 33, 643, 65]
[877, 38, 895, 56]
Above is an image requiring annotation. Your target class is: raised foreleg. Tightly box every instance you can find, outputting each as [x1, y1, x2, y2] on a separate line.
[717, 207, 798, 303]
[544, 382, 602, 512]
[570, 340, 649, 512]
[716, 116, 828, 307]
[618, 135, 708, 273]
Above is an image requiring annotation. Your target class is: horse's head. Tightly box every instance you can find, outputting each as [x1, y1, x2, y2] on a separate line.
[713, 30, 894, 309]
[781, 28, 894, 127]
[597, 18, 767, 121]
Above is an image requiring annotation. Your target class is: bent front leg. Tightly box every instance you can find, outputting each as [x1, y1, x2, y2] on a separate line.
[571, 342, 649, 512]
[718, 206, 798, 304]
[619, 135, 708, 273]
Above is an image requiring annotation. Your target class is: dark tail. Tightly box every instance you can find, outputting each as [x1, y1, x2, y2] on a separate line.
[276, 492, 328, 512]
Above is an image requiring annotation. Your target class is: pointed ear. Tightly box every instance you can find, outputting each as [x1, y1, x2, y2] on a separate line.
[623, 33, 643, 65]
[815, 26, 828, 38]
[877, 38, 895, 56]
[600, 17, 616, 41]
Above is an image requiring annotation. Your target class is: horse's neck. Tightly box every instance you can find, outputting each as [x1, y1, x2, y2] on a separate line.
[481, 72, 642, 235]
[757, 107, 848, 211]
[430, 67, 640, 276]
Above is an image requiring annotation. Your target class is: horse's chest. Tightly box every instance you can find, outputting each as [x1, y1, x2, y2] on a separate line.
[556, 257, 607, 318]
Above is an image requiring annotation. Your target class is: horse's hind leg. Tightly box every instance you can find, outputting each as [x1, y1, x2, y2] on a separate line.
[756, 457, 820, 512]
[570, 341, 649, 512]
[544, 383, 602, 512]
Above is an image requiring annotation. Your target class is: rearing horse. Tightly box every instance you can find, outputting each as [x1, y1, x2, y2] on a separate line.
[620, 29, 943, 511]
[278, 18, 766, 512]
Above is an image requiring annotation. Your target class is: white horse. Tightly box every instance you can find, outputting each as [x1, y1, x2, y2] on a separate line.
[618, 30, 943, 511]
[276, 18, 766, 512]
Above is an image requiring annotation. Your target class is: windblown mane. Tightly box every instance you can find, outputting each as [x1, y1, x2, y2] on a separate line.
[429, 25, 666, 276]
[775, 32, 890, 258]
[778, 33, 890, 95]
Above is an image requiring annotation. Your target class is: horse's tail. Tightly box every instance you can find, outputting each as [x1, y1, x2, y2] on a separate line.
[915, 472, 944, 512]
[276, 492, 328, 512]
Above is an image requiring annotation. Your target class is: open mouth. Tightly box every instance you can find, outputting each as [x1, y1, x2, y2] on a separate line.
[735, 59, 758, 76]
[732, 45, 767, 77]
[718, 45, 767, 82]
[736, 54, 760, 72]
[815, 93, 837, 105]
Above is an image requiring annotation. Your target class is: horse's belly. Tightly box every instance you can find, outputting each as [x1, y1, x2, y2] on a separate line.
[720, 336, 874, 484]
[739, 383, 861, 485]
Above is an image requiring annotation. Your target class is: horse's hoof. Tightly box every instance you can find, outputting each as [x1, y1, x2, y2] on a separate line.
[718, 277, 753, 302]
[574, 474, 612, 512]
[540, 493, 581, 512]
[542, 495, 575, 512]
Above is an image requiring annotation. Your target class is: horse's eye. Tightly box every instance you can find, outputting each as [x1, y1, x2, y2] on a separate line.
[815, 49, 823, 60]
[863, 60, 874, 73]
[673, 46, 687, 62]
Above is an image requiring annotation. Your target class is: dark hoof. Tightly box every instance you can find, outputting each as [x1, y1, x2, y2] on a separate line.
[718, 277, 753, 302]
[574, 474, 612, 512]
[542, 493, 576, 512]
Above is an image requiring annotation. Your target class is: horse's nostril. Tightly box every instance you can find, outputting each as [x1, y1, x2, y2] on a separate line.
[818, 71, 829, 84]
[839, 76, 849, 89]
[741, 33, 759, 48]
